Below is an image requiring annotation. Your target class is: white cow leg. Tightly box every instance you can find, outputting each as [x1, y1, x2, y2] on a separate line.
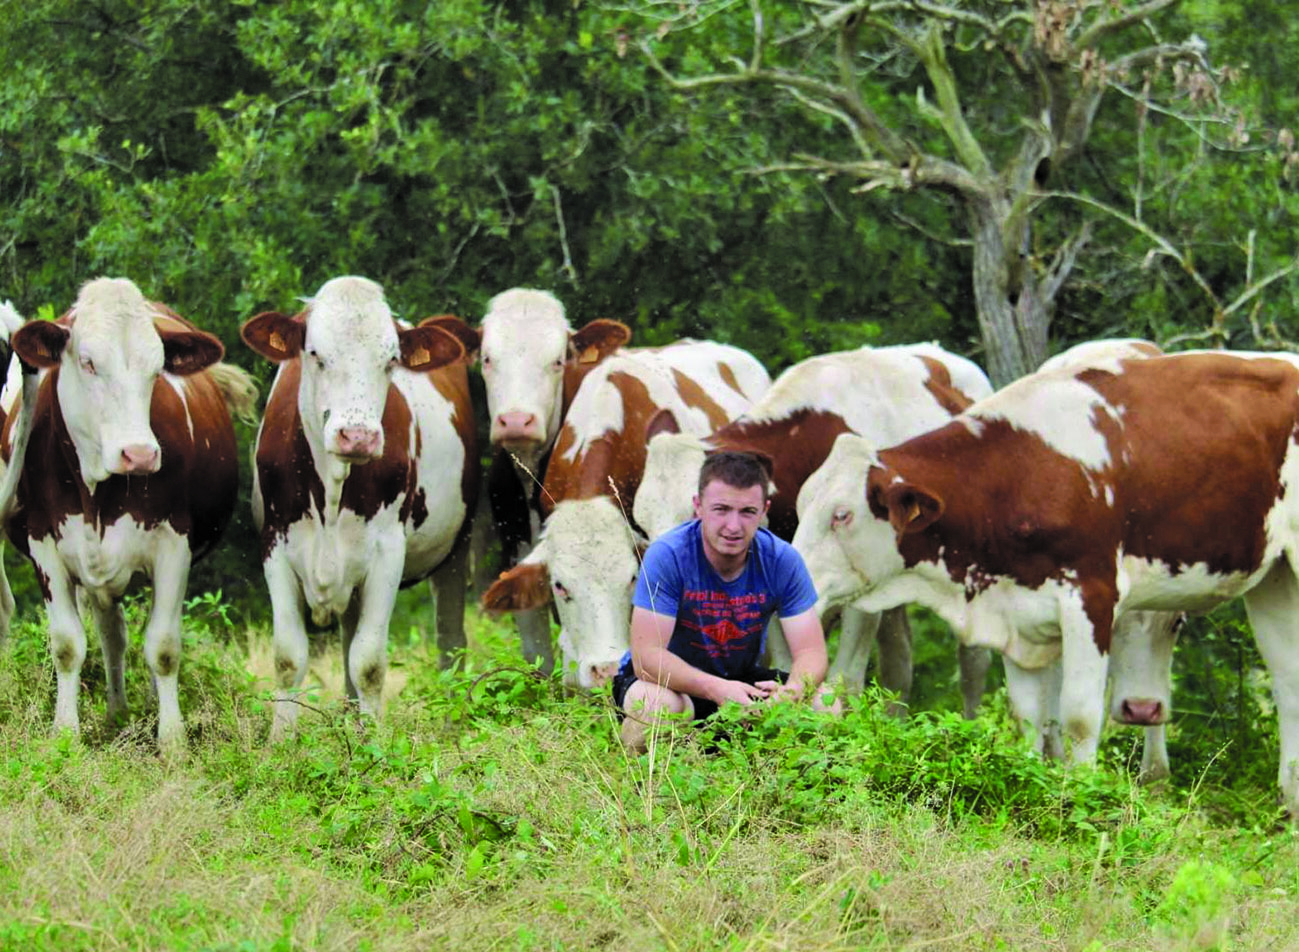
[958, 644, 992, 720]
[1243, 561, 1299, 818]
[429, 534, 470, 666]
[266, 553, 310, 741]
[876, 606, 913, 713]
[348, 541, 404, 721]
[826, 608, 878, 694]
[340, 596, 361, 703]
[1141, 725, 1170, 782]
[764, 616, 793, 671]
[1003, 656, 1063, 759]
[1058, 607, 1110, 766]
[516, 606, 554, 675]
[86, 594, 129, 730]
[144, 534, 191, 753]
[43, 558, 85, 737]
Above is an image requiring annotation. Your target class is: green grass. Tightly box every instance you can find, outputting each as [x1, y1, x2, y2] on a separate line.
[1, 601, 1298, 951]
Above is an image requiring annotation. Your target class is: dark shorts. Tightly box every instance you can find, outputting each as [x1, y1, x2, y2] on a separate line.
[612, 665, 789, 722]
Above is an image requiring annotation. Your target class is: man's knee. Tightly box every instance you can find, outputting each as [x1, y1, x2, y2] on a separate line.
[619, 682, 694, 752]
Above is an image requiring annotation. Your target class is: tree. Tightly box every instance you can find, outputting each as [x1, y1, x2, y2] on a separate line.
[627, 0, 1297, 385]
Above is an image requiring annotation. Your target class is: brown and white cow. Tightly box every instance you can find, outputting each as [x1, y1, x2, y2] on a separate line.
[0, 277, 256, 749]
[477, 286, 770, 671]
[792, 349, 1299, 812]
[633, 342, 994, 710]
[242, 276, 477, 739]
[481, 346, 768, 689]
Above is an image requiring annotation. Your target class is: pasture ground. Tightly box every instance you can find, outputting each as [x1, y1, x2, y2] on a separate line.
[1, 596, 1298, 952]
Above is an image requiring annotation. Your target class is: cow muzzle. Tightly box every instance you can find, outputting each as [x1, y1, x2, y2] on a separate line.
[333, 426, 384, 462]
[491, 411, 543, 447]
[118, 443, 161, 475]
[1117, 697, 1166, 726]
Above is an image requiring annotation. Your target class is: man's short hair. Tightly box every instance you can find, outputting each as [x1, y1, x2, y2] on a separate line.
[698, 450, 773, 500]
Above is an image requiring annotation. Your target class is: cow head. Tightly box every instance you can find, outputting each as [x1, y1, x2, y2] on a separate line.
[479, 288, 630, 470]
[242, 276, 463, 464]
[482, 497, 644, 690]
[632, 413, 710, 541]
[792, 434, 914, 621]
[1108, 610, 1183, 727]
[11, 277, 223, 489]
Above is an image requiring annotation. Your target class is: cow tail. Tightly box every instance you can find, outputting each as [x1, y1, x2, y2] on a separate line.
[0, 303, 39, 523]
[208, 362, 260, 426]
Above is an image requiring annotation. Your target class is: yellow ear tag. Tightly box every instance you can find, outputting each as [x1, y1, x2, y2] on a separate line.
[269, 330, 286, 353]
[905, 500, 921, 525]
[409, 346, 431, 368]
[578, 345, 599, 364]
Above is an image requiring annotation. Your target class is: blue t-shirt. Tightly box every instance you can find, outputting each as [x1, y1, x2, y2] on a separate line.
[621, 520, 818, 681]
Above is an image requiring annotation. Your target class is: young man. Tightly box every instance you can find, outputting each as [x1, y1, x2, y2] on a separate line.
[615, 451, 837, 752]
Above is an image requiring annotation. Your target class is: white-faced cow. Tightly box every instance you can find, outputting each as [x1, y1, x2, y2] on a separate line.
[792, 349, 1299, 813]
[0, 277, 256, 749]
[633, 342, 994, 712]
[242, 276, 477, 739]
[477, 286, 770, 671]
[482, 346, 769, 689]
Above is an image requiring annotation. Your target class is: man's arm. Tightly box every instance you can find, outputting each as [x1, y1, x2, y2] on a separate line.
[773, 607, 829, 700]
[630, 606, 773, 706]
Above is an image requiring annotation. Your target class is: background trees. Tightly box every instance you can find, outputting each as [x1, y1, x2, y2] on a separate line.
[1, 0, 1296, 719]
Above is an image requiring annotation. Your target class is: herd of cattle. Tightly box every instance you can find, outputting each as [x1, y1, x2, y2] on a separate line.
[2, 275, 1299, 817]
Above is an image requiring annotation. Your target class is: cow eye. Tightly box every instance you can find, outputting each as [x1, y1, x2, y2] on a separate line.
[550, 358, 563, 372]
[482, 355, 493, 369]
[307, 349, 324, 370]
[79, 356, 96, 375]
[832, 508, 853, 528]
[553, 580, 570, 601]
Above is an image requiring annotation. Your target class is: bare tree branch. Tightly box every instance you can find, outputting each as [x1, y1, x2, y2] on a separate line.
[1076, 0, 1183, 51]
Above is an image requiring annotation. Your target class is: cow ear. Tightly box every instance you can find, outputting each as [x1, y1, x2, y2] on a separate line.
[11, 320, 70, 369]
[161, 328, 225, 376]
[481, 562, 552, 613]
[399, 323, 464, 372]
[881, 483, 943, 541]
[418, 315, 480, 361]
[645, 408, 680, 443]
[242, 311, 305, 362]
[570, 319, 630, 365]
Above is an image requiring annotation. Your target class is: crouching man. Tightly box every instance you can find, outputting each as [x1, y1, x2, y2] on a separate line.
[615, 451, 839, 752]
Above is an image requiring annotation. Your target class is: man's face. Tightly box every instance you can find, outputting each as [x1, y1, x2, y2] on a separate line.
[693, 479, 769, 562]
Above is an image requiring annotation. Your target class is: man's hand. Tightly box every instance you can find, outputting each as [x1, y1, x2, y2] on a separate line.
[755, 679, 805, 703]
[708, 679, 774, 706]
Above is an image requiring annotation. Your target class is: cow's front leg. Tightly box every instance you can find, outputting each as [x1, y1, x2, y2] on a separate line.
[348, 534, 404, 720]
[41, 553, 85, 737]
[1003, 656, 1063, 759]
[1058, 599, 1111, 766]
[84, 590, 129, 730]
[826, 606, 879, 694]
[429, 530, 470, 665]
[145, 532, 191, 752]
[265, 549, 309, 741]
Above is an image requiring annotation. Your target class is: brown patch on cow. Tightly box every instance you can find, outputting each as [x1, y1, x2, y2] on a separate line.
[671, 368, 731, 430]
[718, 363, 747, 398]
[430, 363, 480, 517]
[917, 357, 975, 415]
[705, 409, 854, 539]
[867, 353, 1299, 653]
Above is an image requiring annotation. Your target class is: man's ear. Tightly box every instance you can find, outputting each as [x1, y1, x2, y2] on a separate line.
[880, 483, 944, 541]
[481, 562, 552, 613]
[242, 312, 305, 362]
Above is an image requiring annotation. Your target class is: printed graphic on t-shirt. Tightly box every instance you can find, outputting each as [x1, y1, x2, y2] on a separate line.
[678, 588, 770, 661]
